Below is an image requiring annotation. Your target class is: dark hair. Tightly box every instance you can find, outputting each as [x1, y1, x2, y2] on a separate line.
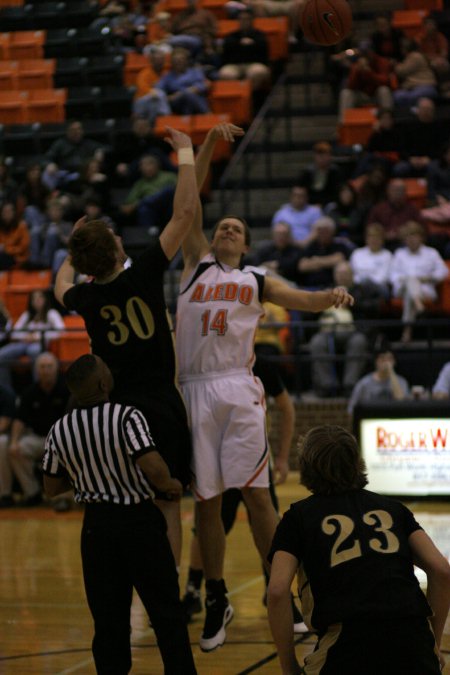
[212, 214, 251, 246]
[0, 201, 19, 232]
[27, 289, 52, 320]
[65, 353, 98, 394]
[298, 425, 368, 495]
[68, 220, 118, 279]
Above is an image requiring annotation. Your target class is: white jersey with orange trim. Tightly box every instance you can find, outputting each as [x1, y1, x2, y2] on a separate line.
[176, 253, 266, 381]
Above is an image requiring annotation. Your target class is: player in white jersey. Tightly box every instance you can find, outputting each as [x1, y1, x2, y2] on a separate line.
[176, 124, 354, 653]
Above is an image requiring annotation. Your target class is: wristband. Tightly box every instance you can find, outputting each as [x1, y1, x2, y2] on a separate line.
[177, 147, 195, 165]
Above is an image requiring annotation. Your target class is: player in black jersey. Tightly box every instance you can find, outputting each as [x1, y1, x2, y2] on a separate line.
[268, 425, 450, 675]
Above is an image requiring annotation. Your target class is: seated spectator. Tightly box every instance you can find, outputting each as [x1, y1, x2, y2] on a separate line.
[354, 108, 402, 176]
[271, 186, 322, 247]
[427, 141, 450, 205]
[370, 11, 404, 62]
[0, 352, 69, 507]
[133, 44, 172, 124]
[249, 221, 301, 283]
[155, 47, 210, 115]
[111, 116, 174, 184]
[218, 8, 271, 92]
[347, 344, 409, 414]
[324, 182, 359, 238]
[338, 41, 394, 123]
[349, 163, 390, 244]
[43, 120, 107, 191]
[170, 0, 217, 56]
[393, 37, 437, 107]
[297, 217, 350, 288]
[29, 199, 72, 274]
[390, 221, 448, 342]
[0, 383, 17, 508]
[418, 17, 449, 77]
[17, 163, 51, 233]
[120, 153, 177, 229]
[195, 33, 222, 81]
[367, 178, 424, 249]
[297, 142, 343, 207]
[61, 156, 111, 217]
[84, 197, 116, 232]
[0, 201, 30, 270]
[432, 362, 450, 399]
[0, 156, 18, 206]
[350, 223, 392, 298]
[393, 98, 444, 178]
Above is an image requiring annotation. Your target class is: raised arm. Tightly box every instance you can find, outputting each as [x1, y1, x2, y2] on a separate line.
[181, 123, 244, 276]
[54, 215, 88, 307]
[159, 127, 198, 261]
[263, 275, 354, 312]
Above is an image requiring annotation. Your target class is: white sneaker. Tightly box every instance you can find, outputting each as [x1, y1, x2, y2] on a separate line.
[294, 620, 310, 634]
[199, 601, 234, 652]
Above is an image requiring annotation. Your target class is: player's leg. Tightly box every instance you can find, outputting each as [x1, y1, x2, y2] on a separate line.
[241, 486, 279, 571]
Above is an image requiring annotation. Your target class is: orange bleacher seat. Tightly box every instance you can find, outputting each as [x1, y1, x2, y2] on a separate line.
[25, 88, 67, 123]
[0, 90, 27, 124]
[63, 314, 86, 330]
[199, 0, 228, 19]
[403, 177, 428, 210]
[49, 332, 91, 363]
[392, 10, 429, 39]
[404, 0, 442, 10]
[209, 79, 252, 126]
[0, 271, 8, 295]
[0, 0, 24, 5]
[8, 269, 52, 288]
[216, 17, 288, 61]
[338, 107, 377, 146]
[0, 61, 18, 91]
[4, 288, 31, 321]
[191, 112, 232, 159]
[124, 51, 148, 87]
[8, 31, 46, 60]
[0, 33, 10, 59]
[153, 114, 192, 137]
[17, 59, 56, 90]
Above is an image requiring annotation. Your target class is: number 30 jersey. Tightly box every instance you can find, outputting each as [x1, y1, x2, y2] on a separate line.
[63, 241, 177, 395]
[176, 254, 266, 379]
[269, 489, 431, 632]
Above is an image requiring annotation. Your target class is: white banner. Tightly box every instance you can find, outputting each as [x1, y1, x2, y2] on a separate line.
[360, 418, 450, 496]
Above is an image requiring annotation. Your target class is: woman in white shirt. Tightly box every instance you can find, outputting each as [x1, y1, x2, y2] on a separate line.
[390, 221, 448, 342]
[0, 289, 64, 392]
[350, 222, 392, 298]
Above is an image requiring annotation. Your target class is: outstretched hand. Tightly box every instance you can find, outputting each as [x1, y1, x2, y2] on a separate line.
[210, 122, 245, 143]
[331, 286, 354, 308]
[163, 126, 193, 151]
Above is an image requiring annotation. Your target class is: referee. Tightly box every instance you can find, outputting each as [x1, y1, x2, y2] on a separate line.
[42, 354, 197, 675]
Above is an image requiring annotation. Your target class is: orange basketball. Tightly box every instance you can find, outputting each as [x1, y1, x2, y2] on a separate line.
[300, 0, 352, 46]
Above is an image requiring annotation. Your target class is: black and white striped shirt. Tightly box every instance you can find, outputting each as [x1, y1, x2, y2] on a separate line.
[42, 402, 156, 505]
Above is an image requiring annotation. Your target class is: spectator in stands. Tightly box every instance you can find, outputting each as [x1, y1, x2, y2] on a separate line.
[249, 221, 301, 283]
[338, 41, 394, 123]
[218, 8, 271, 93]
[43, 120, 107, 191]
[133, 44, 172, 124]
[120, 153, 177, 229]
[418, 17, 449, 77]
[195, 33, 223, 81]
[297, 216, 351, 289]
[112, 117, 174, 184]
[0, 352, 69, 507]
[355, 108, 402, 176]
[155, 47, 210, 114]
[427, 141, 450, 205]
[271, 186, 322, 248]
[17, 163, 51, 234]
[297, 142, 343, 207]
[393, 37, 437, 107]
[347, 343, 409, 414]
[170, 0, 217, 56]
[350, 223, 392, 298]
[367, 178, 424, 249]
[0, 383, 17, 508]
[0, 202, 30, 271]
[0, 290, 64, 394]
[62, 157, 111, 217]
[370, 11, 404, 62]
[29, 199, 72, 275]
[393, 98, 444, 178]
[324, 182, 360, 239]
[432, 362, 450, 399]
[349, 163, 390, 245]
[0, 156, 18, 207]
[390, 221, 448, 342]
[84, 197, 116, 232]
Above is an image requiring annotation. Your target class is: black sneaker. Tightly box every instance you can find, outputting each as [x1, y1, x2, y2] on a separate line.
[181, 590, 202, 622]
[0, 495, 14, 508]
[199, 596, 234, 652]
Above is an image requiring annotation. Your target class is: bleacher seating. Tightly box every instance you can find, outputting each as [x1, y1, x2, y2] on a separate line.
[338, 108, 377, 147]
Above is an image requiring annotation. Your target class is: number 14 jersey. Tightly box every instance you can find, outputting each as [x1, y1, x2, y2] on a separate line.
[176, 254, 266, 380]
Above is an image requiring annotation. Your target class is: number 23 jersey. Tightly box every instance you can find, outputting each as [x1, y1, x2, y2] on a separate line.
[63, 241, 176, 394]
[176, 254, 266, 379]
[269, 489, 431, 632]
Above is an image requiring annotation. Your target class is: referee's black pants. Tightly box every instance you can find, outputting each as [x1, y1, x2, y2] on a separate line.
[81, 500, 197, 675]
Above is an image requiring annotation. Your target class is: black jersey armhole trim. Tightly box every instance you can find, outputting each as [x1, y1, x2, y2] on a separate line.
[251, 271, 265, 304]
[180, 261, 216, 295]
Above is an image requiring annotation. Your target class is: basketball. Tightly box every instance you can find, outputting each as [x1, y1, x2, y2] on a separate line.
[300, 0, 353, 46]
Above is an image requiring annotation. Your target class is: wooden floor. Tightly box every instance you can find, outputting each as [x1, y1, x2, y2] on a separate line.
[1, 474, 450, 674]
